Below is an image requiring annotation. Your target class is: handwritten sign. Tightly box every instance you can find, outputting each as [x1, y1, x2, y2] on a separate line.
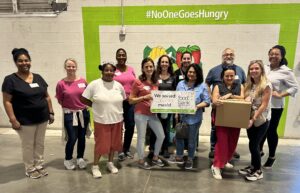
[150, 90, 196, 114]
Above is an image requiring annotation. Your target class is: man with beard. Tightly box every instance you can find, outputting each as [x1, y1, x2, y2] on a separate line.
[206, 48, 246, 159]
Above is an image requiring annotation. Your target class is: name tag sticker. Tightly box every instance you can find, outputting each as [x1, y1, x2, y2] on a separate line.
[179, 75, 184, 80]
[78, 83, 86, 88]
[158, 80, 163, 84]
[115, 72, 121, 76]
[235, 75, 239, 80]
[143, 86, 150, 90]
[29, 83, 39, 88]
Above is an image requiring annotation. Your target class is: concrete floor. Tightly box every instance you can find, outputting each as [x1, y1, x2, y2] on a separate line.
[0, 128, 300, 193]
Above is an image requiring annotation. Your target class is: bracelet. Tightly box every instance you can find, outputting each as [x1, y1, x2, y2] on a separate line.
[49, 112, 55, 115]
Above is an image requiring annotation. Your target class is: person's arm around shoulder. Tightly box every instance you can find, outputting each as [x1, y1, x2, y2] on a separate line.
[3, 92, 21, 130]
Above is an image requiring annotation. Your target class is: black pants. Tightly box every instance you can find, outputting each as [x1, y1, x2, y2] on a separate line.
[122, 100, 135, 153]
[247, 121, 269, 171]
[260, 108, 283, 158]
[149, 113, 172, 152]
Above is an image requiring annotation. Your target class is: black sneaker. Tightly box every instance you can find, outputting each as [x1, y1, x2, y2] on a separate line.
[233, 152, 240, 159]
[263, 157, 276, 169]
[239, 166, 253, 175]
[245, 170, 263, 181]
[208, 151, 214, 159]
[185, 159, 193, 170]
[138, 161, 152, 170]
[152, 158, 165, 167]
[125, 151, 134, 159]
[118, 152, 126, 161]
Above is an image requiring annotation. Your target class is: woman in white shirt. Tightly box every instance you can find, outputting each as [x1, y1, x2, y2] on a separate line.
[260, 45, 298, 169]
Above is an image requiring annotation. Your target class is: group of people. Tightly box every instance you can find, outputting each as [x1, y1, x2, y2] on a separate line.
[1, 45, 298, 182]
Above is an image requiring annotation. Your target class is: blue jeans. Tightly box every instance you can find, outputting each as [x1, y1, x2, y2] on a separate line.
[64, 109, 90, 160]
[135, 113, 165, 160]
[176, 121, 201, 159]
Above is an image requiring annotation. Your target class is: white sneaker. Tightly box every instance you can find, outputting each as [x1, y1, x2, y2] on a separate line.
[92, 165, 102, 178]
[77, 158, 87, 169]
[211, 165, 222, 180]
[64, 159, 75, 170]
[107, 162, 118, 174]
[224, 162, 234, 169]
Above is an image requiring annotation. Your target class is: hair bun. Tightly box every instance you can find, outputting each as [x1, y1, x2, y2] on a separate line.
[98, 65, 103, 71]
[11, 48, 19, 56]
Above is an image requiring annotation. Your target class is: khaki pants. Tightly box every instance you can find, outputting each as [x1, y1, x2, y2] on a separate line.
[16, 121, 47, 172]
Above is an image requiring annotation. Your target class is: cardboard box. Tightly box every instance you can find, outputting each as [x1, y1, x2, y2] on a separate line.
[215, 99, 252, 128]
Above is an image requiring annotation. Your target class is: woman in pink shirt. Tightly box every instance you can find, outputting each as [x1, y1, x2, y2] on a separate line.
[129, 57, 165, 169]
[113, 48, 136, 161]
[56, 58, 90, 170]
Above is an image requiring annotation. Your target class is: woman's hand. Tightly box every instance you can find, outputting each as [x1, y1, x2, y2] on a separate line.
[245, 96, 252, 102]
[143, 94, 153, 101]
[219, 93, 232, 100]
[272, 91, 282, 98]
[247, 119, 254, 129]
[49, 114, 55, 124]
[213, 99, 223, 106]
[10, 119, 21, 130]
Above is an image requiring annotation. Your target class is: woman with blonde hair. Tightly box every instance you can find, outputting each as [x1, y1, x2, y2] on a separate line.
[239, 60, 272, 181]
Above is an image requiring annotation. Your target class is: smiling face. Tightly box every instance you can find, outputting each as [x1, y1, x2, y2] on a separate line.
[64, 59, 77, 76]
[160, 56, 170, 72]
[269, 48, 282, 68]
[223, 69, 235, 86]
[16, 54, 31, 74]
[187, 66, 197, 82]
[142, 61, 155, 78]
[102, 64, 116, 82]
[249, 62, 262, 81]
[116, 49, 127, 65]
[181, 52, 192, 70]
[222, 49, 235, 65]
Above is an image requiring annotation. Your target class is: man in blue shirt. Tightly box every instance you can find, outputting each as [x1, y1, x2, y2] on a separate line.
[205, 48, 246, 159]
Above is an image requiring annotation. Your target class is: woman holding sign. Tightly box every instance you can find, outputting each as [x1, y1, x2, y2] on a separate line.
[239, 60, 272, 181]
[129, 57, 165, 169]
[169, 63, 210, 170]
[210, 66, 244, 180]
[149, 55, 176, 158]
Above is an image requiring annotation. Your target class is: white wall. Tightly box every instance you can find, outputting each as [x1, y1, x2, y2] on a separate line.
[0, 0, 299, 137]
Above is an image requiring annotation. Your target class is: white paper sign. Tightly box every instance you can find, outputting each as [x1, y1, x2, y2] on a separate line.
[151, 90, 196, 114]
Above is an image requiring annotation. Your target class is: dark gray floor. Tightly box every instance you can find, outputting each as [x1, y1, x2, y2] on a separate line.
[0, 131, 300, 193]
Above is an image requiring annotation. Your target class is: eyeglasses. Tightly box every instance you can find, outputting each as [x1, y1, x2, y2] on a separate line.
[223, 53, 234, 57]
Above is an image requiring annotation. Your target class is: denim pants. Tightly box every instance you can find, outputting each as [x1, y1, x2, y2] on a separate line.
[122, 100, 135, 153]
[64, 109, 90, 160]
[176, 121, 201, 159]
[135, 113, 165, 160]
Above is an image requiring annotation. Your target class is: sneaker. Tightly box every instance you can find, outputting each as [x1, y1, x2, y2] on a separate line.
[245, 170, 263, 181]
[239, 166, 253, 175]
[107, 162, 118, 174]
[77, 158, 87, 169]
[163, 151, 170, 159]
[125, 151, 134, 159]
[36, 167, 48, 176]
[118, 152, 126, 161]
[138, 161, 152, 170]
[185, 159, 193, 170]
[224, 162, 234, 169]
[64, 159, 76, 170]
[211, 165, 222, 180]
[233, 152, 240, 159]
[92, 165, 102, 178]
[208, 151, 214, 159]
[263, 157, 276, 169]
[152, 158, 165, 167]
[25, 170, 42, 179]
[168, 156, 184, 164]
